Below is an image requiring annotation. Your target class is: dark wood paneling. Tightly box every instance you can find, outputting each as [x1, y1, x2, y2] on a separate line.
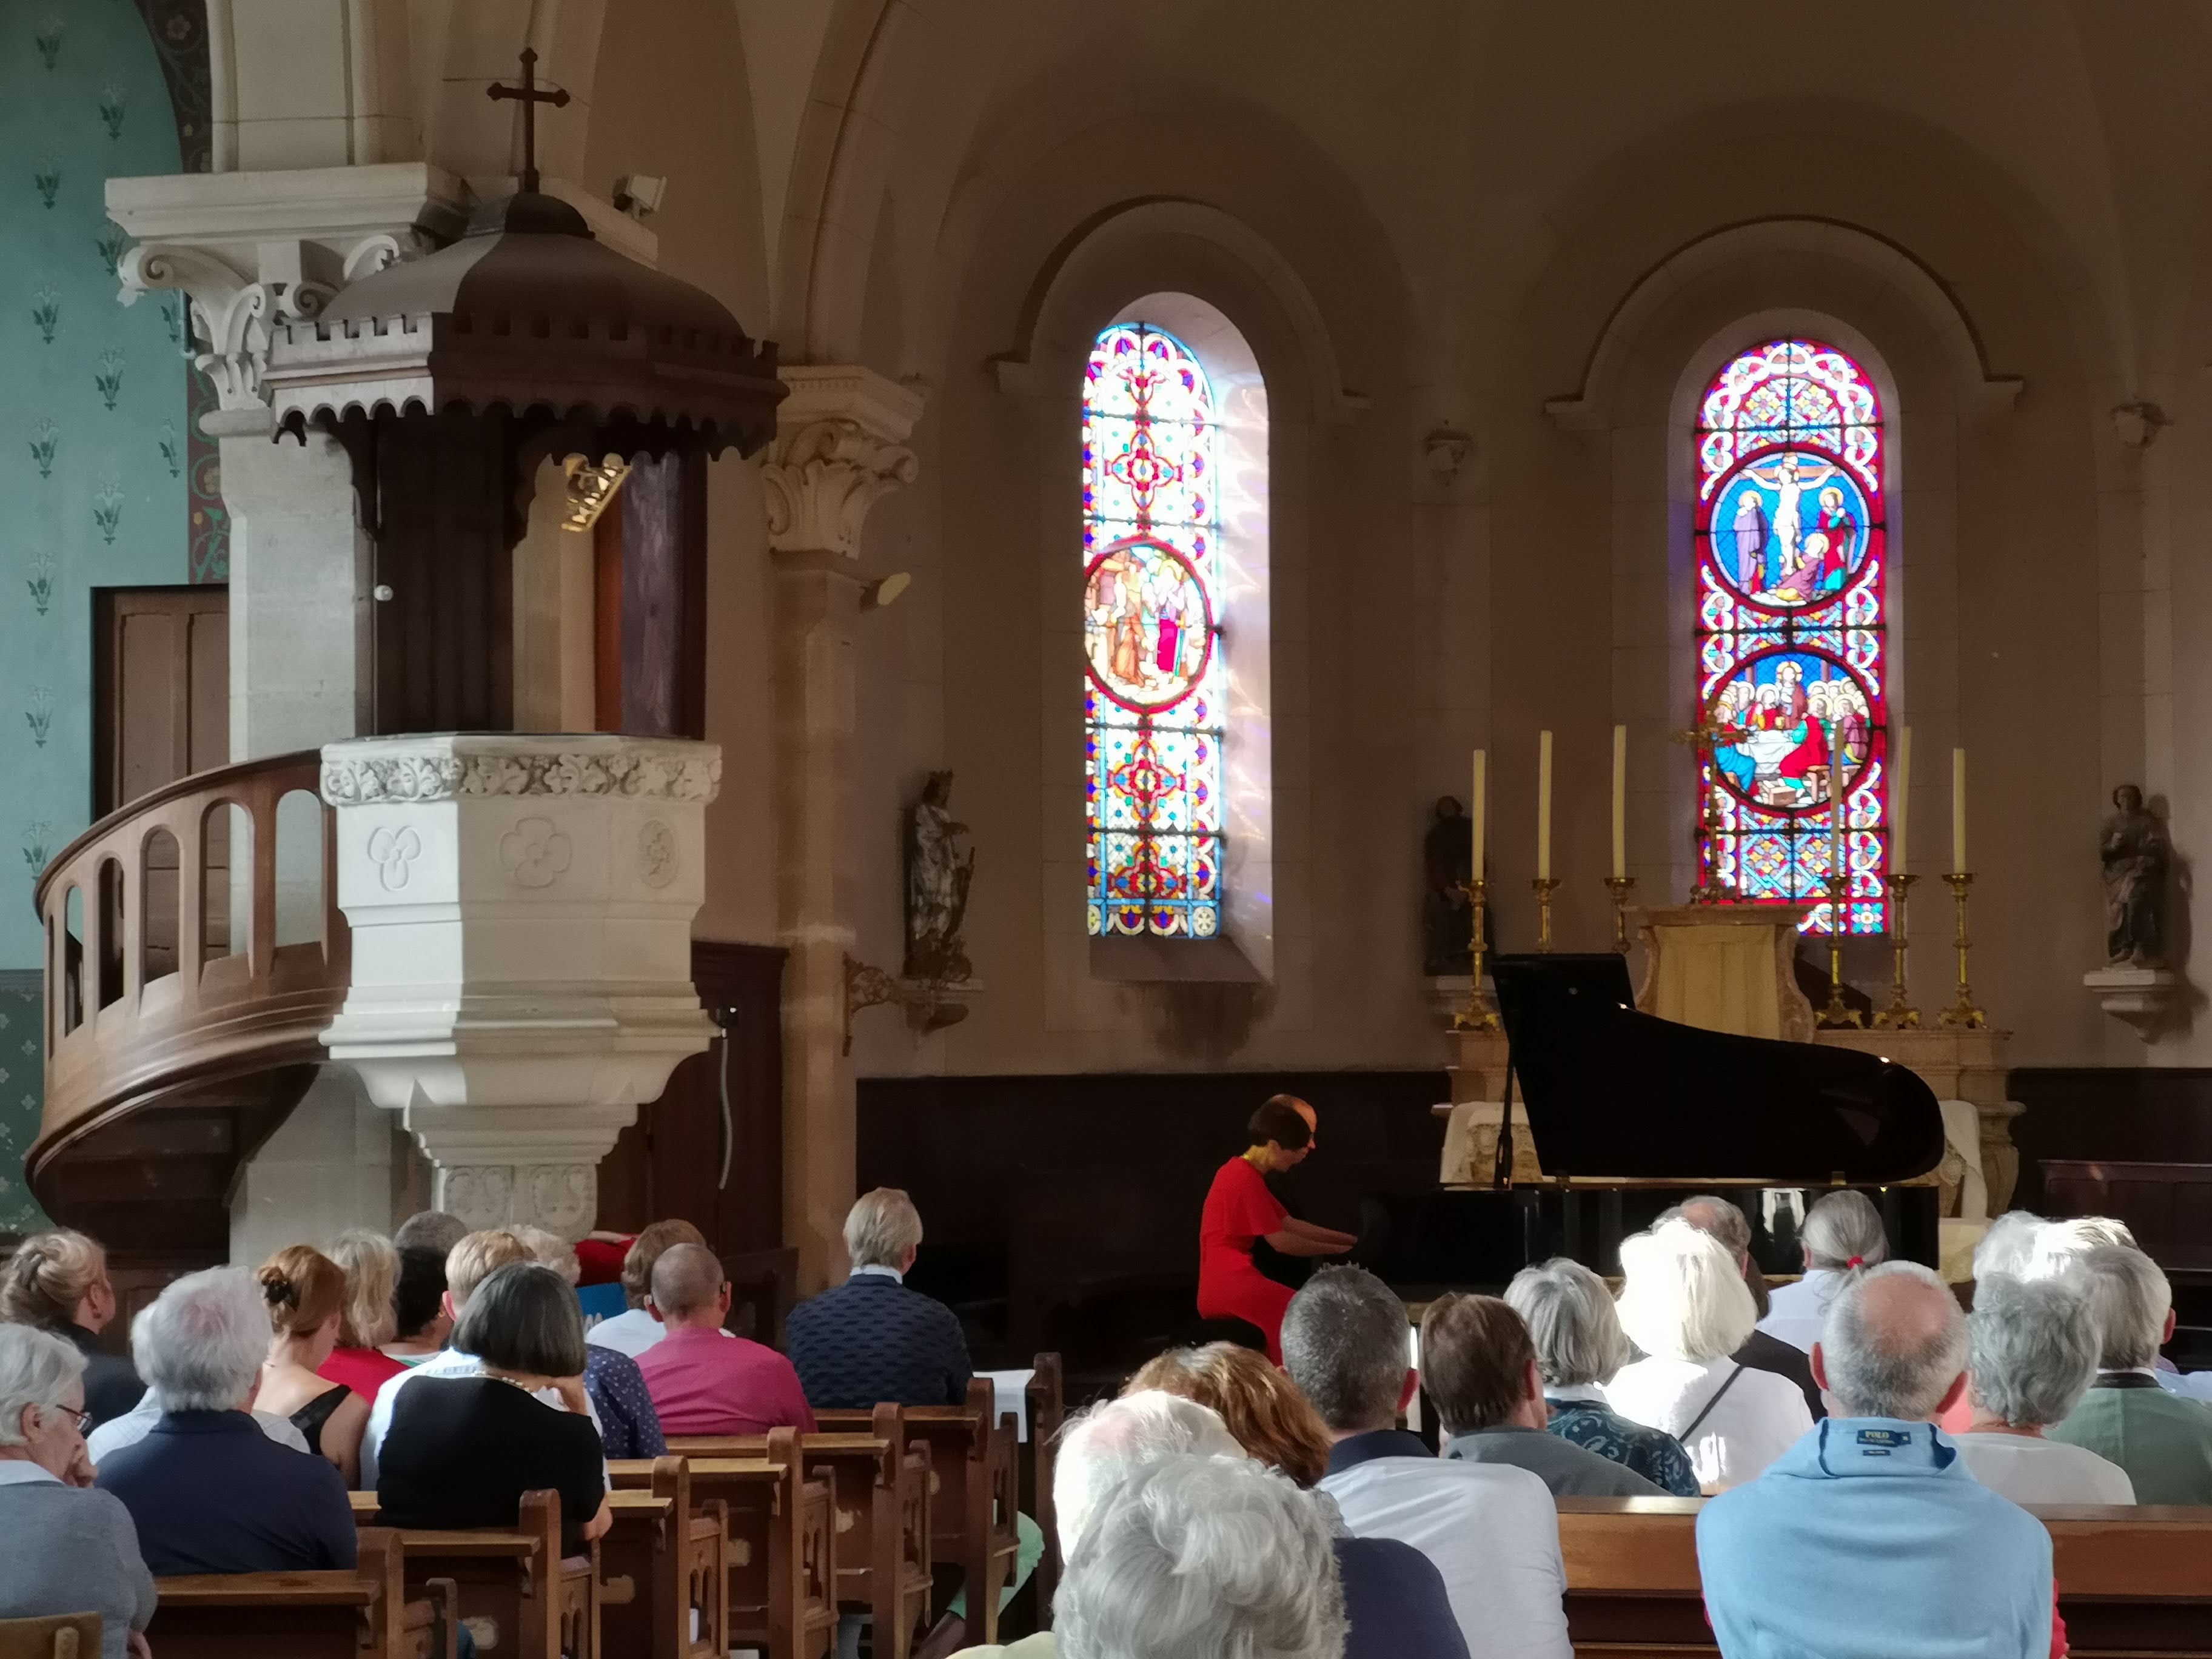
[596, 940, 786, 1257]
[2008, 1068, 2212, 1213]
[372, 410, 513, 734]
[857, 1070, 1449, 1375]
[94, 585, 228, 816]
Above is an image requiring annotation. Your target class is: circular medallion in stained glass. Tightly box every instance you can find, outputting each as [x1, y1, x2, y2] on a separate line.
[1705, 648, 1874, 816]
[1705, 447, 1879, 614]
[1082, 535, 1215, 714]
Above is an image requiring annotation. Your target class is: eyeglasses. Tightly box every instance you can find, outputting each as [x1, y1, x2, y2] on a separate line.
[48, 1406, 92, 1435]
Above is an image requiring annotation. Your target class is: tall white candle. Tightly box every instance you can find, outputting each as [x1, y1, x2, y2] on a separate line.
[1470, 750, 1486, 879]
[1829, 720, 1846, 886]
[1610, 725, 1627, 879]
[1537, 730, 1554, 883]
[1952, 747, 1968, 873]
[1891, 726, 1912, 875]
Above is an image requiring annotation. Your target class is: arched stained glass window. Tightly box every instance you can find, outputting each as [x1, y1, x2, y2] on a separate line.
[1083, 323, 1224, 937]
[1695, 339, 1888, 933]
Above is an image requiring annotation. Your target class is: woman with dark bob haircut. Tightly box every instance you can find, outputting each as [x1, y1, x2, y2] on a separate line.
[1196, 1096, 1354, 1362]
[374, 1262, 611, 1555]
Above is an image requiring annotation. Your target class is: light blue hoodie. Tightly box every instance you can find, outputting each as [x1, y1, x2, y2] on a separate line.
[1696, 1418, 2051, 1659]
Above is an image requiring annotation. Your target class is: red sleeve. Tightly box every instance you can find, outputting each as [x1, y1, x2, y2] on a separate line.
[575, 1236, 633, 1286]
[1224, 1159, 1287, 1241]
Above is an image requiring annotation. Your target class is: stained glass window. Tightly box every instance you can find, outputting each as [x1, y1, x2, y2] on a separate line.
[1083, 323, 1224, 938]
[1694, 339, 1888, 933]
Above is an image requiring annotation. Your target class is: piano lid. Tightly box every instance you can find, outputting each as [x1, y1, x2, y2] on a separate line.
[1489, 952, 1945, 1185]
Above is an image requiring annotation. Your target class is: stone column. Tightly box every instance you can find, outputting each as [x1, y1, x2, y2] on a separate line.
[761, 367, 922, 1290]
[105, 165, 467, 1256]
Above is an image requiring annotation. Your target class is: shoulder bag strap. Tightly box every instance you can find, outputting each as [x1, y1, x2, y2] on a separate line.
[1679, 1363, 1746, 1441]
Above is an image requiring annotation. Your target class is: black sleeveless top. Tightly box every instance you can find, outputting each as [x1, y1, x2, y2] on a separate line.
[289, 1383, 352, 1455]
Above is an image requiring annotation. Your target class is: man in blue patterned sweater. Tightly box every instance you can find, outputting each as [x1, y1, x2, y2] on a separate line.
[786, 1188, 971, 1408]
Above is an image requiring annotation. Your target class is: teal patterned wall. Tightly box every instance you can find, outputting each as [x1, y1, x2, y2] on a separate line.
[2, 0, 211, 1230]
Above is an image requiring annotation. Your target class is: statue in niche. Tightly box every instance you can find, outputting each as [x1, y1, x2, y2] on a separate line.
[2100, 783, 2171, 968]
[1423, 796, 1475, 975]
[905, 771, 974, 984]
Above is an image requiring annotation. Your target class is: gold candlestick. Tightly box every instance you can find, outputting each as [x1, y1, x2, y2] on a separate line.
[1603, 875, 1637, 954]
[1449, 877, 1501, 1032]
[1872, 872, 1921, 1029]
[1938, 871, 1988, 1028]
[1817, 875, 1865, 1028]
[1532, 877, 1561, 953]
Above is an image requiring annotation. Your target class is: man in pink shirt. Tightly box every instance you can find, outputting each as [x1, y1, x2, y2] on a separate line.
[634, 1244, 816, 1436]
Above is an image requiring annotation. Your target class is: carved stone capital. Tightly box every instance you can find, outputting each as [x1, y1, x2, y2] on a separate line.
[762, 366, 925, 557]
[104, 163, 466, 413]
[319, 732, 722, 806]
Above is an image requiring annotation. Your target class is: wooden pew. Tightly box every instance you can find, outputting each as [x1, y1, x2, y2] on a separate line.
[349, 1489, 601, 1659]
[816, 1379, 1022, 1643]
[0, 1614, 103, 1658]
[614, 1433, 838, 1659]
[599, 1458, 729, 1659]
[1026, 1353, 1065, 1617]
[1555, 1497, 2212, 1658]
[148, 1528, 453, 1658]
[669, 1404, 934, 1659]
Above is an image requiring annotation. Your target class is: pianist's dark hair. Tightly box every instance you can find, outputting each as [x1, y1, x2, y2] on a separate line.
[1247, 1098, 1312, 1151]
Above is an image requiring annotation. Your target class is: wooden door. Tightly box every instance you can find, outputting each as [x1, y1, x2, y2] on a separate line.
[592, 449, 708, 737]
[597, 940, 786, 1256]
[93, 586, 229, 973]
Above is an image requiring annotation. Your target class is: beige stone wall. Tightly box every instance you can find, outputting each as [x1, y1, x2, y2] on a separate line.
[195, 0, 2212, 1072]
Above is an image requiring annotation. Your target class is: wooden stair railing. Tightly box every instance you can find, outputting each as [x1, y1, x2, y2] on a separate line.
[28, 751, 348, 1254]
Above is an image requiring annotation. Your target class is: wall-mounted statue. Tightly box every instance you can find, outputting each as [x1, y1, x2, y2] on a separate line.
[2100, 783, 2170, 968]
[1422, 795, 1473, 975]
[905, 771, 975, 984]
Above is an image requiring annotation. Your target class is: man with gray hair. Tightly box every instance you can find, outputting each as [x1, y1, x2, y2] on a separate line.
[1054, 1455, 1349, 1659]
[1698, 1262, 2053, 1659]
[1953, 1273, 2132, 1503]
[93, 1267, 357, 1576]
[786, 1187, 972, 1409]
[1286, 1266, 1569, 1659]
[2046, 1244, 2212, 1502]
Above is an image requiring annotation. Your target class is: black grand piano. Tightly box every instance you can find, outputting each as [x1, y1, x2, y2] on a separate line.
[1358, 953, 1949, 1299]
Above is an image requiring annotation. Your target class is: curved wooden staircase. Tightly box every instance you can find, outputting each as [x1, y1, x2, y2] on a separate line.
[29, 752, 347, 1256]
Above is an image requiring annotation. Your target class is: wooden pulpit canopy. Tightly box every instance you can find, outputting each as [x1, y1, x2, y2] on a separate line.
[261, 188, 785, 461]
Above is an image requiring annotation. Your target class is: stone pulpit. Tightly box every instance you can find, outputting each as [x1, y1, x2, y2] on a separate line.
[319, 732, 720, 1237]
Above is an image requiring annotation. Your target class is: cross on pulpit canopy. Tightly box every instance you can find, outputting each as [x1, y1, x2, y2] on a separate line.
[487, 47, 571, 195]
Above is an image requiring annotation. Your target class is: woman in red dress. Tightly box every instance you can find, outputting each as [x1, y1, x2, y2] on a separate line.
[1198, 1098, 1356, 1362]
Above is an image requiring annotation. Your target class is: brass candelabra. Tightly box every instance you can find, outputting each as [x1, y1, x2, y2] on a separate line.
[1532, 877, 1561, 953]
[1603, 875, 1637, 954]
[1938, 871, 1988, 1028]
[1817, 874, 1865, 1028]
[1449, 877, 1502, 1032]
[1872, 872, 1921, 1029]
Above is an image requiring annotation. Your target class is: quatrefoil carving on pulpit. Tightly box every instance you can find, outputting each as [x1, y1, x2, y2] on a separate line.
[366, 825, 423, 891]
[499, 816, 574, 888]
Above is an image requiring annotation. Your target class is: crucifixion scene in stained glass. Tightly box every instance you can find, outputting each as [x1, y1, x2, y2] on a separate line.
[1695, 338, 1889, 934]
[1082, 322, 1227, 939]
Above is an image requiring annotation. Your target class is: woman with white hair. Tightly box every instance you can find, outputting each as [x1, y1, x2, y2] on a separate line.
[1757, 1190, 1888, 1353]
[1953, 1273, 2133, 1504]
[1606, 1221, 1813, 1491]
[1053, 1454, 1349, 1659]
[1505, 1258, 1699, 1495]
[0, 1323, 156, 1658]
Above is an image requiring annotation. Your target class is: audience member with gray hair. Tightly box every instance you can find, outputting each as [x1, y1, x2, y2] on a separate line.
[1287, 1267, 1571, 1659]
[1504, 1259, 1698, 1495]
[1606, 1221, 1812, 1490]
[1953, 1273, 2133, 1503]
[1698, 1261, 2053, 1659]
[1972, 1211, 2046, 1284]
[788, 1187, 974, 1410]
[95, 1267, 357, 1576]
[1660, 1195, 1824, 1419]
[1757, 1188, 1889, 1353]
[2046, 1244, 2212, 1503]
[1053, 1455, 1350, 1659]
[0, 1323, 156, 1659]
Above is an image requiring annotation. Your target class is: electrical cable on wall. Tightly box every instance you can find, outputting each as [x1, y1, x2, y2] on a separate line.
[716, 1006, 736, 1191]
